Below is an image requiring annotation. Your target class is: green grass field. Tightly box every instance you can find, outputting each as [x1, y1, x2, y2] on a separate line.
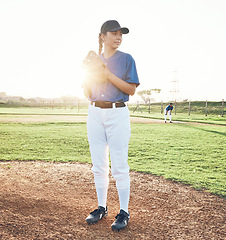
[1, 106, 225, 125]
[0, 108, 225, 197]
[130, 123, 226, 197]
[130, 112, 226, 126]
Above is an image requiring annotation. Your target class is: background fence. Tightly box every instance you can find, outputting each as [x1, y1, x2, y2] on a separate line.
[129, 100, 225, 117]
[0, 98, 87, 112]
[0, 98, 225, 117]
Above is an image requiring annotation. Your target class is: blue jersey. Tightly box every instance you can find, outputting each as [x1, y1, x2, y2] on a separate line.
[166, 105, 173, 111]
[88, 51, 139, 102]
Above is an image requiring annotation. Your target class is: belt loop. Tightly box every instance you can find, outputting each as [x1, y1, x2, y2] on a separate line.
[112, 103, 116, 108]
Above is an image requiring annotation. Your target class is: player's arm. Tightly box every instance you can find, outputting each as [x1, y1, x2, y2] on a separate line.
[106, 70, 137, 96]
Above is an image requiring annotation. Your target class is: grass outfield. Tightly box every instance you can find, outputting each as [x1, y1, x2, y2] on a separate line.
[0, 107, 225, 125]
[130, 113, 226, 126]
[130, 123, 225, 197]
[0, 116, 225, 197]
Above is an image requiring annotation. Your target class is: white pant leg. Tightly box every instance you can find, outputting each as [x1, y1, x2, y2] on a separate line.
[87, 105, 109, 188]
[164, 109, 167, 121]
[104, 106, 131, 189]
[168, 110, 172, 121]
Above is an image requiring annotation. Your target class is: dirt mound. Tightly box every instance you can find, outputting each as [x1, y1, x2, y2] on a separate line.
[0, 161, 225, 239]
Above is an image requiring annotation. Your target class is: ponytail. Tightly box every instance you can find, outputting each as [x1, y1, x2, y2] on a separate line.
[98, 33, 103, 55]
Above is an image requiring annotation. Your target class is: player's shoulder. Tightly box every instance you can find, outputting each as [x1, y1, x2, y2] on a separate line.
[117, 50, 130, 56]
[117, 51, 134, 61]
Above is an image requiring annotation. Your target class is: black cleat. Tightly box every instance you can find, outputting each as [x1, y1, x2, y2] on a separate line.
[86, 206, 108, 224]
[111, 209, 130, 231]
[170, 121, 173, 123]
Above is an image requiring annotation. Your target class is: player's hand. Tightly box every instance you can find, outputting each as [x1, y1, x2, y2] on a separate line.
[82, 51, 108, 84]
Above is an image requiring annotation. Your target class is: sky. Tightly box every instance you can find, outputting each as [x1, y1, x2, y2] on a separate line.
[0, 0, 225, 102]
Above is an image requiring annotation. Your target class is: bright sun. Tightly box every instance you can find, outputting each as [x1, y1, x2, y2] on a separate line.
[72, 65, 86, 98]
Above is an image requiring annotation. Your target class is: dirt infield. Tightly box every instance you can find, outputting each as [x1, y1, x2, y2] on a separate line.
[0, 114, 224, 126]
[0, 115, 164, 124]
[0, 161, 225, 240]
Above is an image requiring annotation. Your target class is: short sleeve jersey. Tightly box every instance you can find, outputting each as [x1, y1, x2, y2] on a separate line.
[166, 105, 174, 111]
[88, 51, 140, 102]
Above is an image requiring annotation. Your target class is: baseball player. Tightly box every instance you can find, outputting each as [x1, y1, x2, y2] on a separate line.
[83, 20, 140, 231]
[164, 103, 173, 123]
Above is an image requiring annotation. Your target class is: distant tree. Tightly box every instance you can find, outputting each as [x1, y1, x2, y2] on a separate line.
[137, 89, 161, 103]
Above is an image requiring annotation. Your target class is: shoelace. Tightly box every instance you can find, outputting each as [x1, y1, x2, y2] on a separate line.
[90, 208, 106, 216]
[90, 209, 100, 215]
[115, 213, 126, 223]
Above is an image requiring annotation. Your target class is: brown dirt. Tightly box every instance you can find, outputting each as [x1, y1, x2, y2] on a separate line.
[0, 115, 164, 124]
[0, 115, 88, 123]
[0, 114, 223, 126]
[0, 161, 225, 240]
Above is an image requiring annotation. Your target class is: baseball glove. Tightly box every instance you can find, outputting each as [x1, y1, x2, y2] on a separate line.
[82, 51, 107, 84]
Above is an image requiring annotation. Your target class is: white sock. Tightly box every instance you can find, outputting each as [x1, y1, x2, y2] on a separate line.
[96, 187, 108, 209]
[117, 187, 130, 213]
[165, 115, 167, 121]
[169, 115, 172, 121]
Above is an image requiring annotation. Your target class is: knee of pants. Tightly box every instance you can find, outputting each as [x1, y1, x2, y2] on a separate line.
[90, 145, 110, 188]
[92, 169, 109, 188]
[110, 149, 130, 189]
[91, 161, 109, 188]
[91, 164, 109, 177]
[111, 166, 130, 186]
[91, 153, 109, 180]
[90, 145, 109, 172]
[114, 173, 130, 189]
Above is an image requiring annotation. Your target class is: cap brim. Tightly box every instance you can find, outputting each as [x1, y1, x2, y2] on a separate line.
[109, 27, 129, 34]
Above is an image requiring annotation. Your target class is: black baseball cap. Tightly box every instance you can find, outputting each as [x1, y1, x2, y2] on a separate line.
[100, 20, 129, 34]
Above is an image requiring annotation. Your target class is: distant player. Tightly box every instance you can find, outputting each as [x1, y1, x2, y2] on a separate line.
[164, 103, 173, 123]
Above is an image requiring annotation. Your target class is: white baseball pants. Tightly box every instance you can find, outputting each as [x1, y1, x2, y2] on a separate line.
[164, 110, 172, 121]
[87, 104, 131, 190]
[164, 109, 171, 115]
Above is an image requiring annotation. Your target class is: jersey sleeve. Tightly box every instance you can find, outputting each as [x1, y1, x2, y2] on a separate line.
[125, 54, 140, 87]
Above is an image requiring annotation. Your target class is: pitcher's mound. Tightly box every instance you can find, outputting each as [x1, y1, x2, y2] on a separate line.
[0, 161, 225, 239]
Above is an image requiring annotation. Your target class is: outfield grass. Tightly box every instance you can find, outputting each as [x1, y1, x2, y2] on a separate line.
[130, 112, 226, 126]
[130, 123, 226, 197]
[0, 122, 89, 162]
[1, 107, 225, 125]
[0, 107, 87, 115]
[0, 116, 225, 197]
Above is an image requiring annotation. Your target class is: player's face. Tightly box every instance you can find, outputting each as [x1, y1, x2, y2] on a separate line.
[103, 31, 123, 50]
